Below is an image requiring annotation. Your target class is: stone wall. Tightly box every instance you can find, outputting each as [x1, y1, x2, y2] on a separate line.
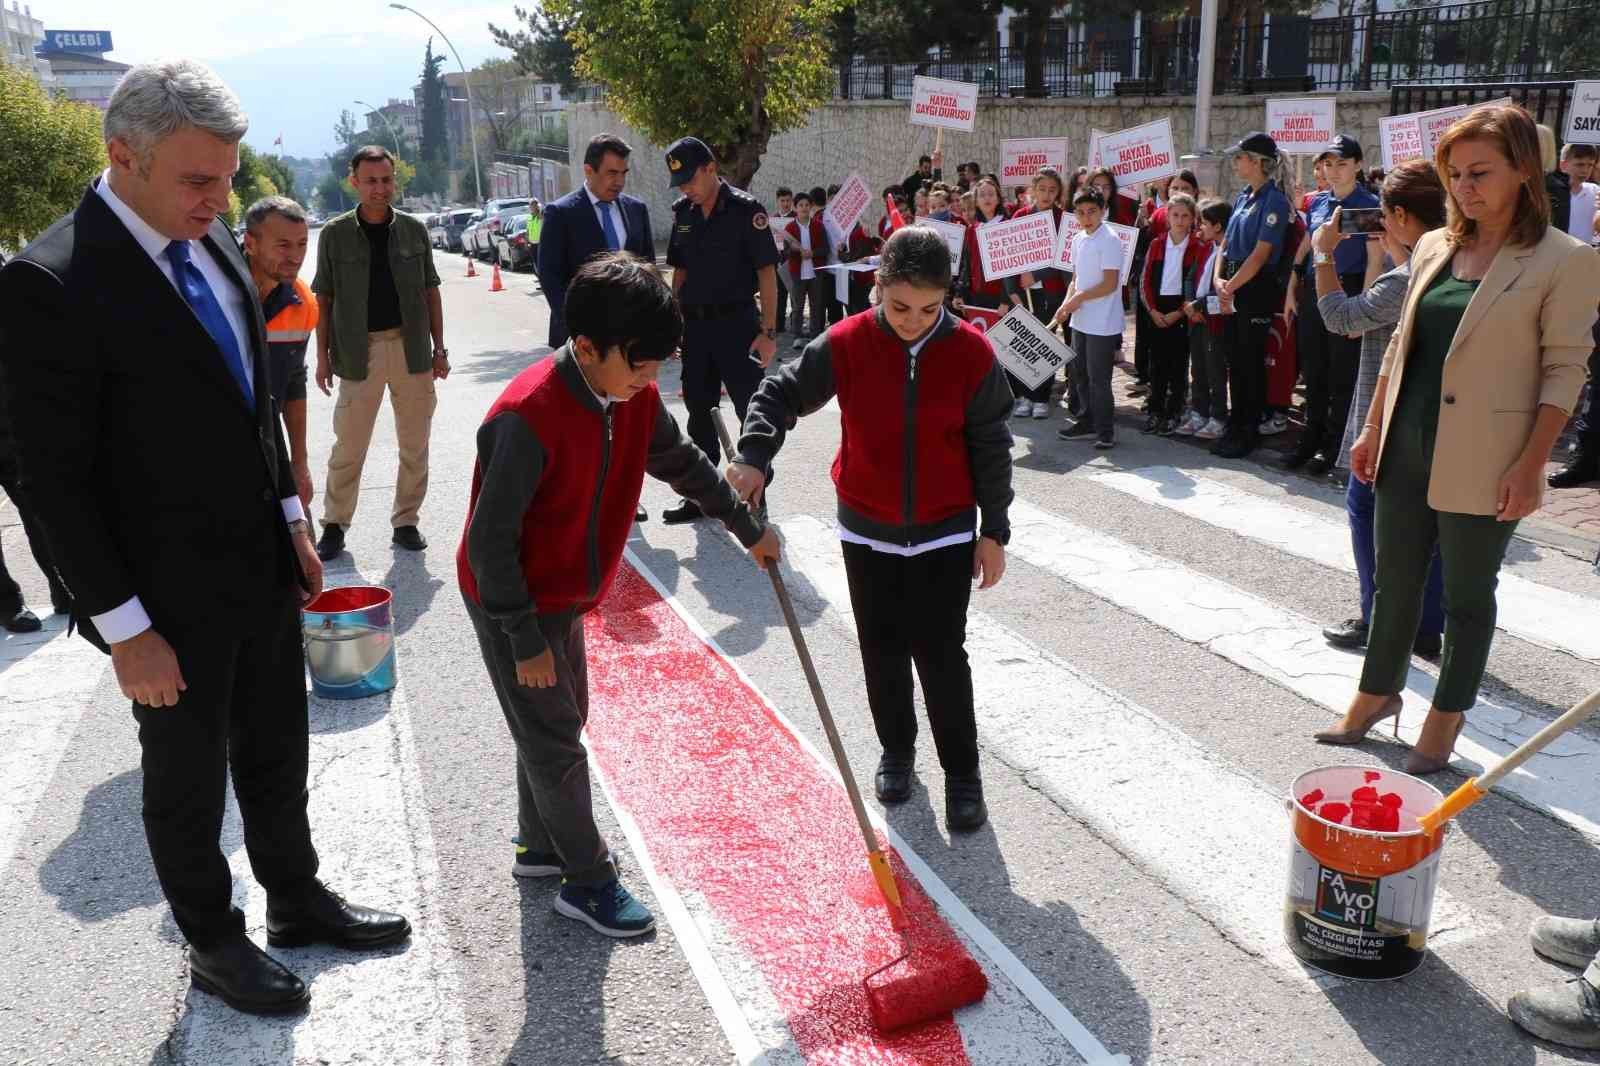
[567, 92, 1391, 242]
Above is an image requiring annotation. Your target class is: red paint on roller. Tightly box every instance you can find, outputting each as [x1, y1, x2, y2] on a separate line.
[581, 565, 982, 1062]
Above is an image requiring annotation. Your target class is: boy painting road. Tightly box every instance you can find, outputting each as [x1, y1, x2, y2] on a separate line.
[458, 253, 779, 937]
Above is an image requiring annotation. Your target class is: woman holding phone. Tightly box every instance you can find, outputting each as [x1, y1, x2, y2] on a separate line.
[1316, 105, 1600, 772]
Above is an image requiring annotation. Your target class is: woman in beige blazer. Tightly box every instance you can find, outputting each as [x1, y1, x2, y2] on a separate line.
[1315, 104, 1600, 772]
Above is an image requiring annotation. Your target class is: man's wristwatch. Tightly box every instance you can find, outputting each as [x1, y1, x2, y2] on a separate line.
[433, 348, 449, 359]
[761, 327, 778, 341]
[287, 519, 311, 538]
[1313, 251, 1333, 268]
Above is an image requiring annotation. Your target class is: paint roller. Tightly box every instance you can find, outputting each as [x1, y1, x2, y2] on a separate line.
[710, 410, 989, 1032]
[1417, 688, 1600, 835]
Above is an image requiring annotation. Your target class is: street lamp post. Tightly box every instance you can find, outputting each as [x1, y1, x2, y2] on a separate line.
[354, 98, 403, 157]
[389, 2, 483, 205]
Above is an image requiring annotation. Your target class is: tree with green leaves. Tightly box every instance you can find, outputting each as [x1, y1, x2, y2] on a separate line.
[0, 64, 106, 249]
[419, 39, 448, 167]
[490, 6, 581, 92]
[543, 0, 848, 188]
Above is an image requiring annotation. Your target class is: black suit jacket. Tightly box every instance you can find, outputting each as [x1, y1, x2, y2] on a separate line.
[0, 183, 303, 650]
[536, 188, 655, 347]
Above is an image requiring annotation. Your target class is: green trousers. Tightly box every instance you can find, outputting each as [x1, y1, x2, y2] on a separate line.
[1360, 410, 1518, 711]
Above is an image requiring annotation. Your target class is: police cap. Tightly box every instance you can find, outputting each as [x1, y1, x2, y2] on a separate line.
[1225, 131, 1279, 161]
[1315, 134, 1364, 163]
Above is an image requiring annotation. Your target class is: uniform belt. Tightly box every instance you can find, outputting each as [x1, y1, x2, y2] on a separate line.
[681, 300, 754, 321]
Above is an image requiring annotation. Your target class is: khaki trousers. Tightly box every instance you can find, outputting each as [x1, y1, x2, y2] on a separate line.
[322, 329, 437, 529]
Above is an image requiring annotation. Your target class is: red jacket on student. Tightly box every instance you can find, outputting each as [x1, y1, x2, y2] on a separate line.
[783, 215, 832, 279]
[1139, 231, 1212, 314]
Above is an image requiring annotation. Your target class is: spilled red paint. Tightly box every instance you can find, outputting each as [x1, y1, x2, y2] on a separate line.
[1363, 771, 1382, 783]
[582, 565, 976, 1063]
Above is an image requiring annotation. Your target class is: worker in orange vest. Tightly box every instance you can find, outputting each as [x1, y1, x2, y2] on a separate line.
[243, 196, 318, 517]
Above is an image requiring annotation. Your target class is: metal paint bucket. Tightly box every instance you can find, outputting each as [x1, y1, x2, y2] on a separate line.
[302, 586, 396, 700]
[1283, 765, 1449, 980]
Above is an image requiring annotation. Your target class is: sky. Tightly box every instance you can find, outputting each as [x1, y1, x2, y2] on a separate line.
[38, 0, 516, 156]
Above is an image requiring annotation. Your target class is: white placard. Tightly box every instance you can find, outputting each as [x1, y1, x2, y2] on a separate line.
[909, 76, 978, 132]
[824, 172, 871, 240]
[1000, 138, 1069, 184]
[817, 260, 878, 305]
[1266, 97, 1337, 153]
[1566, 81, 1600, 144]
[976, 212, 1058, 281]
[770, 213, 790, 253]
[1379, 97, 1515, 168]
[1053, 218, 1138, 284]
[986, 305, 1076, 391]
[1094, 119, 1179, 191]
[915, 214, 967, 272]
[1088, 128, 1108, 168]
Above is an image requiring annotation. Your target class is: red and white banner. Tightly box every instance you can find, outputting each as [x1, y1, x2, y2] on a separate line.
[1379, 97, 1514, 168]
[909, 75, 978, 132]
[1093, 119, 1178, 191]
[1265, 97, 1337, 152]
[1000, 138, 1069, 184]
[1053, 218, 1138, 284]
[975, 211, 1058, 281]
[960, 304, 1007, 333]
[824, 171, 871, 240]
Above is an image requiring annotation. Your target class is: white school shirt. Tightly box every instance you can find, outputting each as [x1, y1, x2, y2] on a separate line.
[837, 310, 977, 559]
[798, 222, 816, 280]
[91, 171, 305, 644]
[584, 184, 627, 248]
[1159, 234, 1189, 296]
[1568, 182, 1598, 244]
[1071, 224, 1126, 336]
[1194, 243, 1218, 300]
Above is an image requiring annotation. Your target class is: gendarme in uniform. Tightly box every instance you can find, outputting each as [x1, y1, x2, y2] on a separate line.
[663, 137, 780, 522]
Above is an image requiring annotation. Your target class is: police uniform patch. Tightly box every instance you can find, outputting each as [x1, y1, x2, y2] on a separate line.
[752, 212, 769, 230]
[1266, 212, 1280, 225]
[668, 156, 682, 172]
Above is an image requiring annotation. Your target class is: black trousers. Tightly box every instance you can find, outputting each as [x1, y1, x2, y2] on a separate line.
[0, 459, 68, 613]
[1223, 273, 1279, 436]
[1296, 274, 1364, 457]
[841, 539, 979, 776]
[681, 313, 765, 466]
[134, 595, 319, 947]
[1147, 294, 1189, 418]
[1132, 273, 1154, 383]
[1576, 344, 1600, 452]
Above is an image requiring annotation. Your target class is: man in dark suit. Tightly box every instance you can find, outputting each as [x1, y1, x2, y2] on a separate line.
[0, 59, 408, 1017]
[537, 133, 655, 349]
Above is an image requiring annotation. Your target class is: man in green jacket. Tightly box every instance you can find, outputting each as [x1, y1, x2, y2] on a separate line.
[313, 145, 448, 561]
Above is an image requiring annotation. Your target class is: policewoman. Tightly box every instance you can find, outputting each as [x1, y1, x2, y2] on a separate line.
[1212, 131, 1293, 459]
[1284, 134, 1380, 474]
[661, 137, 783, 524]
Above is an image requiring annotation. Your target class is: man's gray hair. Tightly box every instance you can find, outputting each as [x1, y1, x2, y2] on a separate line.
[104, 59, 249, 158]
[244, 196, 307, 234]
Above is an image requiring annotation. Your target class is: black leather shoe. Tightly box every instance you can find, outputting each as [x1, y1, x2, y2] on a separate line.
[392, 525, 428, 552]
[1322, 618, 1369, 649]
[1549, 454, 1599, 489]
[266, 882, 411, 950]
[1413, 633, 1442, 660]
[188, 933, 309, 1015]
[316, 523, 346, 562]
[874, 751, 915, 804]
[1280, 446, 1316, 470]
[1213, 432, 1258, 460]
[635, 504, 648, 522]
[2, 605, 40, 633]
[945, 773, 988, 832]
[661, 499, 703, 525]
[1304, 455, 1332, 477]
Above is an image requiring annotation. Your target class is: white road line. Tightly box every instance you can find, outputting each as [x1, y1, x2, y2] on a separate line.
[0, 620, 111, 883]
[1091, 465, 1600, 662]
[1006, 498, 1600, 843]
[623, 547, 1121, 1066]
[173, 676, 470, 1064]
[776, 518, 1488, 987]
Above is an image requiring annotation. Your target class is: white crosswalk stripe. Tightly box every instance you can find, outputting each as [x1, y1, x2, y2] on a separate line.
[1005, 498, 1600, 843]
[776, 516, 1491, 985]
[1090, 465, 1600, 662]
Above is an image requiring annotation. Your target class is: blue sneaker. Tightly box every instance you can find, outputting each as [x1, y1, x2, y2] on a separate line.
[553, 878, 655, 938]
[512, 837, 561, 879]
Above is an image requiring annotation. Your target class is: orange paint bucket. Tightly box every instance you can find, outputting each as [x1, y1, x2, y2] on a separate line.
[1284, 765, 1450, 980]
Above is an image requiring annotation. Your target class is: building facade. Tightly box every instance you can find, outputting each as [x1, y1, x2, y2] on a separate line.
[1, 3, 54, 89]
[33, 48, 129, 110]
[364, 97, 420, 150]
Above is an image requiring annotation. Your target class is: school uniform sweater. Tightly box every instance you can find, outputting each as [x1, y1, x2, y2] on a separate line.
[458, 348, 762, 660]
[737, 307, 1014, 548]
[1139, 232, 1211, 314]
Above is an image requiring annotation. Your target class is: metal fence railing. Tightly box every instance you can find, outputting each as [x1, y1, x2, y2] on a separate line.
[834, 2, 1600, 100]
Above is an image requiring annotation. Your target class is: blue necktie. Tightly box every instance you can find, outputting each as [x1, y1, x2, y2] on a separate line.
[597, 199, 621, 252]
[165, 240, 254, 410]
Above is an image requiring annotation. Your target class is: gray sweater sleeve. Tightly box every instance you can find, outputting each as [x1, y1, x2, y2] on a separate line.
[735, 331, 838, 475]
[645, 393, 764, 547]
[965, 358, 1017, 538]
[465, 412, 549, 661]
[1316, 263, 1407, 337]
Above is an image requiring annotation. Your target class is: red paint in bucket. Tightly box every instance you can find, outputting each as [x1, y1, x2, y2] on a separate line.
[1284, 766, 1449, 979]
[305, 586, 391, 613]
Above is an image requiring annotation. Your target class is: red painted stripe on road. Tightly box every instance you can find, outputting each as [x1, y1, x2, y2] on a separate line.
[584, 564, 976, 1063]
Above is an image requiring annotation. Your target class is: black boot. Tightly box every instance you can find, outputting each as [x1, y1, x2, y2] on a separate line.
[316, 522, 346, 561]
[188, 933, 309, 1015]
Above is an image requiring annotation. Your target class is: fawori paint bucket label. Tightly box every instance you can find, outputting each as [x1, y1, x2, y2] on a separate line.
[1283, 765, 1448, 979]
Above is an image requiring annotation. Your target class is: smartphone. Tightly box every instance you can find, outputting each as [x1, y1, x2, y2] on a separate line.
[1339, 207, 1385, 236]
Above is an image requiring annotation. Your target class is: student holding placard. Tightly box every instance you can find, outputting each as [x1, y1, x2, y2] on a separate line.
[1051, 189, 1127, 450]
[782, 191, 832, 350]
[1008, 166, 1071, 419]
[953, 177, 1024, 334]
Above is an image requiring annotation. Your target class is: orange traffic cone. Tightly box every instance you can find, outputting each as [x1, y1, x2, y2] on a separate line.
[489, 261, 504, 292]
[465, 256, 477, 278]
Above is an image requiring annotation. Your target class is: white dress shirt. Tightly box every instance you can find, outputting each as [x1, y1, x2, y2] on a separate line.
[584, 184, 627, 249]
[798, 222, 816, 281]
[1569, 181, 1598, 244]
[1160, 235, 1189, 296]
[92, 172, 304, 644]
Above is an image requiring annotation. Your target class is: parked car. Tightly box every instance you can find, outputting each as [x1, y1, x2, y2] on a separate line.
[478, 197, 531, 258]
[496, 213, 538, 271]
[462, 215, 492, 259]
[433, 208, 479, 252]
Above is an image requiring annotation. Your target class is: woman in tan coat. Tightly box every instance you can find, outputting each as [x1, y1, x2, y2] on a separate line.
[1315, 104, 1600, 772]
